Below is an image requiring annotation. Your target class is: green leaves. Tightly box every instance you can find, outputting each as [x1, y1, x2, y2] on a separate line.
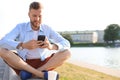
[104, 24, 120, 44]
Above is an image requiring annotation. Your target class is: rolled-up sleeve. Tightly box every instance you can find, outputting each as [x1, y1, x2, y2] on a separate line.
[43, 25, 71, 51]
[55, 39, 70, 51]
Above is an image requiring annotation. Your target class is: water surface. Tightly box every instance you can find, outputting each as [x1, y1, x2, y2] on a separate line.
[70, 47, 120, 70]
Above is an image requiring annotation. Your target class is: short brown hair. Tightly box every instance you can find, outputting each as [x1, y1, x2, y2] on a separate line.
[29, 2, 42, 10]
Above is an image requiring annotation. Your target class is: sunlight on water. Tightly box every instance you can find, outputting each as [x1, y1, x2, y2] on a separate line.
[70, 47, 120, 70]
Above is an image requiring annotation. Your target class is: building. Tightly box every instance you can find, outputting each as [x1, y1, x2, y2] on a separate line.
[96, 30, 104, 43]
[70, 31, 98, 43]
[59, 30, 105, 43]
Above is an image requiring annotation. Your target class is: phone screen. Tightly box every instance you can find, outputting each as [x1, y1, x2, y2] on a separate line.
[38, 35, 45, 41]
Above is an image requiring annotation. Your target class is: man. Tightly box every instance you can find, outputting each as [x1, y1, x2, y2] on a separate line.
[0, 1, 71, 80]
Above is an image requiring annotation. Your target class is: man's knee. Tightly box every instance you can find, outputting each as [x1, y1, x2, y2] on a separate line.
[59, 49, 71, 59]
[64, 49, 71, 58]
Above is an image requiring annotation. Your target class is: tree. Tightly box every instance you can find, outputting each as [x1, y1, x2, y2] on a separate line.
[104, 24, 120, 44]
[59, 32, 73, 45]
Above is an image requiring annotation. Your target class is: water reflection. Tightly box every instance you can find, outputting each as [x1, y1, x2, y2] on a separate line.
[70, 47, 120, 70]
[104, 48, 120, 69]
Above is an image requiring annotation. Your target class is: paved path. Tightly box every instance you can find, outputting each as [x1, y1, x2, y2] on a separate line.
[0, 58, 43, 80]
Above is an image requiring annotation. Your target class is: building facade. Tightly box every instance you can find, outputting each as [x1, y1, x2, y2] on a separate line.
[70, 31, 98, 43]
[59, 30, 104, 43]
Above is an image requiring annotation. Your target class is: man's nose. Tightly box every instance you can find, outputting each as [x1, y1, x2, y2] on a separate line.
[35, 17, 40, 21]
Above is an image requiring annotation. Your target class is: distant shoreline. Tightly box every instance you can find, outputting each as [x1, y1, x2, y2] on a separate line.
[67, 59, 120, 78]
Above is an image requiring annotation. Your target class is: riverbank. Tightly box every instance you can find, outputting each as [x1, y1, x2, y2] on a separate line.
[55, 62, 120, 80]
[67, 59, 120, 78]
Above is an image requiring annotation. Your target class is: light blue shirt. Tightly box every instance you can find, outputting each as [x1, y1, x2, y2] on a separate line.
[0, 22, 70, 61]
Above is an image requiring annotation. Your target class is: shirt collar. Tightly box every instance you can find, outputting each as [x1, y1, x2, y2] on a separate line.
[26, 22, 43, 32]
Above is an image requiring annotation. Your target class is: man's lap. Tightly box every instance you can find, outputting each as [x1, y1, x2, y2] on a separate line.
[8, 52, 54, 75]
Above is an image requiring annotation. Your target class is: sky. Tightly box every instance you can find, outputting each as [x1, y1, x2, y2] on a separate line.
[0, 0, 120, 38]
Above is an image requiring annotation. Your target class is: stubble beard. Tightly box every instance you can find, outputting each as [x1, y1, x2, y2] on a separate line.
[31, 21, 40, 30]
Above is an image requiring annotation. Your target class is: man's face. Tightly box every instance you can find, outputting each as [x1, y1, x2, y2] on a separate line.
[28, 9, 42, 30]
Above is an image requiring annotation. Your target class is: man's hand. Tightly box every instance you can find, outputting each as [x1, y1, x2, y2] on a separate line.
[38, 37, 58, 50]
[22, 38, 58, 50]
[38, 37, 52, 49]
[22, 40, 40, 50]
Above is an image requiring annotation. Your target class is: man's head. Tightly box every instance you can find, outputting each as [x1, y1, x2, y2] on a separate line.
[28, 2, 43, 30]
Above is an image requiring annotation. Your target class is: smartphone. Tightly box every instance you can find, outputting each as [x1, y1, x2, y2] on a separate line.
[38, 35, 45, 41]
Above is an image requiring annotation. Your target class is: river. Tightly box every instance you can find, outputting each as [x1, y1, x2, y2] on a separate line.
[69, 47, 120, 70]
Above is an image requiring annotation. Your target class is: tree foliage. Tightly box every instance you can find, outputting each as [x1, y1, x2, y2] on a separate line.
[104, 24, 120, 44]
[59, 32, 73, 45]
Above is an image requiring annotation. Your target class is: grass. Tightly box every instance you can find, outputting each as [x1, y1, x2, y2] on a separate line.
[55, 62, 120, 80]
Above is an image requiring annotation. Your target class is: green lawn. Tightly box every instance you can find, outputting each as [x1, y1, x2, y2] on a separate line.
[55, 62, 120, 80]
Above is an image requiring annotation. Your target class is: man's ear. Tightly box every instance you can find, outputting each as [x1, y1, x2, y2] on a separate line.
[28, 12, 30, 17]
